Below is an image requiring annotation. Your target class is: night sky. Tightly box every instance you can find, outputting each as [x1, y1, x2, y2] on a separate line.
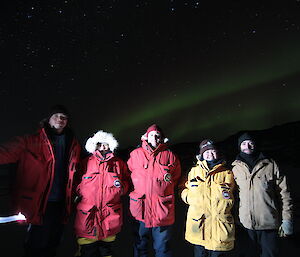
[1, 0, 300, 148]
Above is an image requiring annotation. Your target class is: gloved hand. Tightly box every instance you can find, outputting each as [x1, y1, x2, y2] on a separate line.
[278, 220, 293, 237]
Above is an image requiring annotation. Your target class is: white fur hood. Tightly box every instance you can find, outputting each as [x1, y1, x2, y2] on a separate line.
[85, 130, 118, 153]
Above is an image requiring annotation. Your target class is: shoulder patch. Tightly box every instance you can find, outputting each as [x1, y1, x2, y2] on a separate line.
[222, 190, 231, 199]
[114, 179, 121, 188]
[164, 173, 172, 182]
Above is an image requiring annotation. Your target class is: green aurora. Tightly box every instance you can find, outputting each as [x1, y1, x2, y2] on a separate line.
[106, 42, 300, 145]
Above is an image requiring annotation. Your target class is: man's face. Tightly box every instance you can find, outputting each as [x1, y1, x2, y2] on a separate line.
[48, 113, 68, 133]
[147, 130, 162, 148]
[240, 140, 255, 154]
[202, 149, 218, 161]
[96, 143, 110, 155]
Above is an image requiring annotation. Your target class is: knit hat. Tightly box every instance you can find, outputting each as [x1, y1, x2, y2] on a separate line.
[199, 139, 216, 156]
[48, 104, 70, 119]
[146, 124, 163, 137]
[85, 130, 118, 153]
[141, 124, 168, 143]
[238, 132, 254, 147]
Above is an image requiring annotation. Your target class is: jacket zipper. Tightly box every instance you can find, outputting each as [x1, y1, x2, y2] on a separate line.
[147, 156, 152, 227]
[41, 129, 55, 215]
[98, 160, 105, 239]
[249, 161, 268, 228]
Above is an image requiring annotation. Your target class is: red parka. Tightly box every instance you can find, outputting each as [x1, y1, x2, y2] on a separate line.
[74, 151, 130, 240]
[0, 128, 81, 224]
[127, 140, 181, 228]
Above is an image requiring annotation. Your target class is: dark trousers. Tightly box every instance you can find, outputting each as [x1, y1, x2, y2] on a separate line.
[79, 241, 114, 257]
[235, 226, 279, 257]
[194, 245, 232, 257]
[23, 202, 65, 257]
[133, 221, 173, 257]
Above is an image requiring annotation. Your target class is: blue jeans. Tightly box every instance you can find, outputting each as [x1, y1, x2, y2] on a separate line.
[234, 226, 279, 257]
[245, 228, 279, 257]
[133, 221, 173, 257]
[194, 245, 232, 257]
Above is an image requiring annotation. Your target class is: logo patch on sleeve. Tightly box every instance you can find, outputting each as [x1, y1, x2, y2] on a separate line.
[222, 190, 231, 199]
[114, 179, 121, 188]
[164, 173, 172, 182]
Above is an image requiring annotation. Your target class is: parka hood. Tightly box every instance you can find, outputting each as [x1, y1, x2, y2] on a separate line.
[85, 130, 118, 153]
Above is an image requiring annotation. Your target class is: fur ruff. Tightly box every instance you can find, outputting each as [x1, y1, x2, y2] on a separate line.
[85, 130, 118, 153]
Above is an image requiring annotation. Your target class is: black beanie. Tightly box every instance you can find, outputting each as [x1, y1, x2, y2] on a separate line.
[238, 132, 254, 147]
[48, 104, 70, 119]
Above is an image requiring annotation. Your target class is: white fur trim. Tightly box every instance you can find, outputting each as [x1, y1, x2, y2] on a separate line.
[85, 130, 118, 153]
[141, 133, 148, 141]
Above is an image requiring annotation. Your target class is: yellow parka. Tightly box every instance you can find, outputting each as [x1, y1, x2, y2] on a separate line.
[181, 158, 235, 251]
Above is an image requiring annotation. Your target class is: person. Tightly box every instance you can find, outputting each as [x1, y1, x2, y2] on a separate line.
[74, 130, 130, 257]
[0, 105, 81, 257]
[232, 132, 293, 257]
[127, 124, 181, 257]
[181, 139, 235, 257]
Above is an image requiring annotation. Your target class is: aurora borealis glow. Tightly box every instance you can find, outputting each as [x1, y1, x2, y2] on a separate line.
[106, 41, 300, 146]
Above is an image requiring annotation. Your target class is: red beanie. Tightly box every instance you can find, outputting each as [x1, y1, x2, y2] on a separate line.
[146, 124, 164, 137]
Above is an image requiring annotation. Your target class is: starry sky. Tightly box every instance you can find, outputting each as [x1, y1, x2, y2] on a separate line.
[1, 0, 300, 148]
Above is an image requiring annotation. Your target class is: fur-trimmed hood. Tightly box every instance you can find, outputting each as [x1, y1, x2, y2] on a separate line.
[85, 130, 118, 153]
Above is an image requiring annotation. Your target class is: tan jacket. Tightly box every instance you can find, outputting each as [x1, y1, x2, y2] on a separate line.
[232, 158, 293, 230]
[181, 160, 235, 251]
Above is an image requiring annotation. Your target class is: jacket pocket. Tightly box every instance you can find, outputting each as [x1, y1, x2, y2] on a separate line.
[129, 191, 145, 219]
[187, 181, 204, 206]
[216, 214, 235, 243]
[104, 174, 123, 204]
[75, 203, 97, 236]
[153, 164, 175, 196]
[103, 203, 123, 235]
[190, 214, 206, 240]
[78, 174, 99, 199]
[258, 174, 275, 193]
[155, 194, 174, 223]
[215, 182, 234, 213]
